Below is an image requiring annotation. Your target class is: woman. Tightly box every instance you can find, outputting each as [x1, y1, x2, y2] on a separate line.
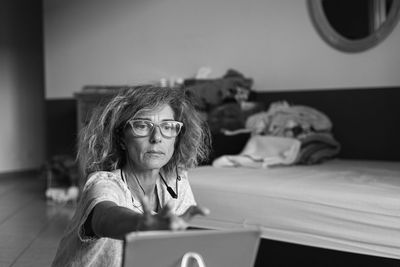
[52, 85, 211, 267]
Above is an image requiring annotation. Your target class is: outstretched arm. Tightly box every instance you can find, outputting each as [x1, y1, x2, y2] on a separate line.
[87, 198, 209, 240]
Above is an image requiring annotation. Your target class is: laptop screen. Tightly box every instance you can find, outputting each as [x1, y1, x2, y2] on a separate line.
[123, 229, 261, 267]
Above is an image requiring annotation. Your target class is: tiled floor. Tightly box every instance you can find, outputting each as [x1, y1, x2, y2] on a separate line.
[0, 173, 74, 267]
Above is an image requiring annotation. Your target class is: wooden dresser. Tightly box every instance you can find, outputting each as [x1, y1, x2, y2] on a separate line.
[74, 86, 126, 132]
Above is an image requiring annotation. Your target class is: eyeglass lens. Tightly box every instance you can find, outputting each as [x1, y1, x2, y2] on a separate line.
[130, 120, 182, 137]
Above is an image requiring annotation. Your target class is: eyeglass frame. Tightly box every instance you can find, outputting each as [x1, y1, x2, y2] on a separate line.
[125, 119, 184, 138]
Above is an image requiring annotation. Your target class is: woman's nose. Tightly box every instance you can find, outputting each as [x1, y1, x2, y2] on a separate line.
[149, 125, 162, 143]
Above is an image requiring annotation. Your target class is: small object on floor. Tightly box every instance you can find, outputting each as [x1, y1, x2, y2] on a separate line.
[45, 186, 79, 203]
[42, 154, 80, 204]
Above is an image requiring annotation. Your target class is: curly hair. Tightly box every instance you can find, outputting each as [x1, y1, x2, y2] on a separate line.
[77, 85, 211, 178]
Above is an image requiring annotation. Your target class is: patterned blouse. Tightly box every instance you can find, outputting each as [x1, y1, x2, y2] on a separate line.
[51, 169, 196, 267]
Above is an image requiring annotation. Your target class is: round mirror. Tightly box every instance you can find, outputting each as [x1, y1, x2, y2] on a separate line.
[307, 0, 400, 52]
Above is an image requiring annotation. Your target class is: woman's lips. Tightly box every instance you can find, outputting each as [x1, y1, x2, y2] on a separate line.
[146, 150, 165, 157]
[147, 150, 164, 154]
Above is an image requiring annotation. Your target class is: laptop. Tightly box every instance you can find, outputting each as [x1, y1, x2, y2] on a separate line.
[122, 228, 261, 267]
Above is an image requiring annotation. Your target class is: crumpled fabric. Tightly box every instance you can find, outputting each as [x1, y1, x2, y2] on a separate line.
[245, 101, 332, 136]
[212, 135, 301, 168]
[185, 69, 253, 110]
[295, 132, 341, 164]
[222, 101, 341, 166]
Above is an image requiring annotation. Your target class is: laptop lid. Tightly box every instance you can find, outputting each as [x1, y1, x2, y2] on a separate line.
[123, 229, 261, 267]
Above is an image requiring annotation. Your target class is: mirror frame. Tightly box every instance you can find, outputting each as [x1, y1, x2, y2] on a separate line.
[307, 0, 400, 53]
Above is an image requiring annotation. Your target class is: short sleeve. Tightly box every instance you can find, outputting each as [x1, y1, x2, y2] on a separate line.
[76, 171, 128, 242]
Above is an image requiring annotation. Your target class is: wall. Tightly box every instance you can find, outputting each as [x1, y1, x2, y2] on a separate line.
[0, 0, 45, 173]
[43, 0, 400, 99]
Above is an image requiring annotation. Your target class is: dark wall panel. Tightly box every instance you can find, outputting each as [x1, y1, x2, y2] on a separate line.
[252, 87, 400, 161]
[45, 99, 77, 159]
[46, 87, 400, 162]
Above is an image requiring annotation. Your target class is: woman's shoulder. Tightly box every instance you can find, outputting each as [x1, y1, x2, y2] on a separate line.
[177, 168, 191, 188]
[83, 170, 124, 190]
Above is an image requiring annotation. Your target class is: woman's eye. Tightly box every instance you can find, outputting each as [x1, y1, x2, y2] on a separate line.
[134, 123, 149, 130]
[162, 124, 173, 130]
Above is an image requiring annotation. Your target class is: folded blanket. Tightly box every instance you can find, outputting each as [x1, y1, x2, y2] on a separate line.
[295, 132, 341, 164]
[212, 135, 301, 168]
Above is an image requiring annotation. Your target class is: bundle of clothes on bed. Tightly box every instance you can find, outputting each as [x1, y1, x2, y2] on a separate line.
[212, 101, 341, 168]
[183, 68, 340, 168]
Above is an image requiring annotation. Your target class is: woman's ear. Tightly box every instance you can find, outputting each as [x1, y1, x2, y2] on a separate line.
[120, 140, 126, 150]
[117, 127, 126, 150]
[118, 135, 126, 150]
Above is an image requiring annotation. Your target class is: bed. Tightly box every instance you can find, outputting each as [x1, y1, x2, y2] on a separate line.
[188, 159, 400, 264]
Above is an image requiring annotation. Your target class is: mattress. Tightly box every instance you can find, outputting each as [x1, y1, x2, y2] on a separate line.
[188, 160, 400, 259]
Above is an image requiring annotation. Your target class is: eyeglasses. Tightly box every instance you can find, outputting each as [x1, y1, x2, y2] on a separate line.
[127, 120, 183, 138]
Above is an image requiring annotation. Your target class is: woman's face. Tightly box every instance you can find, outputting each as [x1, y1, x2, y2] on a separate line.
[122, 104, 177, 172]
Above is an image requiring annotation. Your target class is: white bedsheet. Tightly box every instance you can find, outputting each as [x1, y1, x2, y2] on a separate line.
[188, 160, 400, 259]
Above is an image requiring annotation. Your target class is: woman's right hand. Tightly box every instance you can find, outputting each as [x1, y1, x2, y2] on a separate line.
[137, 196, 209, 231]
